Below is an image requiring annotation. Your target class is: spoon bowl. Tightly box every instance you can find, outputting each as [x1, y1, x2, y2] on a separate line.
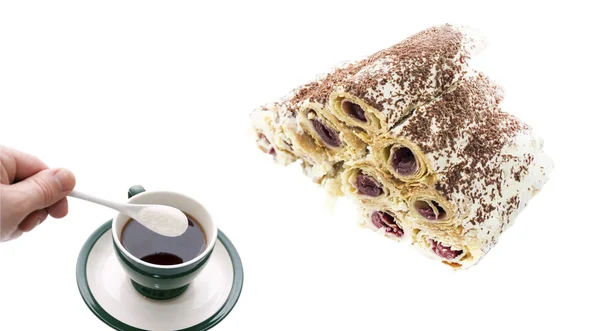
[68, 190, 188, 237]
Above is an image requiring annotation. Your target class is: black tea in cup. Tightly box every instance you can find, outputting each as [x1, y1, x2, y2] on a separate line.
[121, 213, 207, 265]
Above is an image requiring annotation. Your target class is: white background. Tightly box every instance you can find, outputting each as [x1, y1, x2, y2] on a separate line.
[1, 1, 599, 330]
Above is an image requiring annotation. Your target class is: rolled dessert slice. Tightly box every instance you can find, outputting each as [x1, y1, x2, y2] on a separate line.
[249, 103, 297, 166]
[358, 206, 409, 242]
[253, 60, 374, 181]
[373, 70, 505, 185]
[372, 138, 434, 185]
[298, 100, 367, 162]
[279, 109, 335, 181]
[250, 82, 340, 181]
[251, 97, 345, 195]
[294, 60, 369, 161]
[249, 24, 553, 270]
[340, 159, 405, 210]
[395, 73, 552, 269]
[408, 137, 552, 270]
[329, 24, 486, 139]
[403, 186, 462, 236]
[412, 229, 476, 269]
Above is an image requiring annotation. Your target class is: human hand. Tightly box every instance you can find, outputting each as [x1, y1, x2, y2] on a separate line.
[0, 145, 76, 242]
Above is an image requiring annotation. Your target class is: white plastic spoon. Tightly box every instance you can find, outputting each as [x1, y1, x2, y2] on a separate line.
[68, 190, 188, 237]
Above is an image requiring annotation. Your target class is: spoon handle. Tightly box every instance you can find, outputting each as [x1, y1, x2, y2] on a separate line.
[68, 190, 129, 213]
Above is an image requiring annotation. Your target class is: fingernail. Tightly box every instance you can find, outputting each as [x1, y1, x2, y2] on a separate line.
[54, 168, 74, 192]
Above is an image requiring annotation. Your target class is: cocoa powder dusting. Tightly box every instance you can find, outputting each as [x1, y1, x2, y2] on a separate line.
[396, 73, 529, 223]
[287, 24, 470, 120]
[339, 24, 470, 124]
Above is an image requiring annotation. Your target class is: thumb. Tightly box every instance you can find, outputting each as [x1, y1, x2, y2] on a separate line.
[11, 168, 76, 212]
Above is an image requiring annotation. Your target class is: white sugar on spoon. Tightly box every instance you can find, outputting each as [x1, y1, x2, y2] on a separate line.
[68, 190, 188, 237]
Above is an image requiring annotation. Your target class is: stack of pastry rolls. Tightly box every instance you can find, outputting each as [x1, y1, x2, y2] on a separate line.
[249, 24, 553, 269]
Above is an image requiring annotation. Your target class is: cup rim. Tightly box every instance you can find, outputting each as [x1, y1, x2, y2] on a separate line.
[111, 190, 218, 270]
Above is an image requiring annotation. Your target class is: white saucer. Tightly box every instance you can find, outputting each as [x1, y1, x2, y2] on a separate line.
[76, 220, 244, 331]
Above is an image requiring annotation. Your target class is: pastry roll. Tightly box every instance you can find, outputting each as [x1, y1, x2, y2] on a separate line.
[328, 24, 486, 139]
[371, 137, 434, 185]
[358, 206, 409, 242]
[388, 72, 552, 268]
[250, 85, 335, 180]
[249, 102, 297, 166]
[372, 71, 504, 186]
[409, 139, 552, 269]
[411, 228, 475, 268]
[251, 64, 369, 182]
[298, 100, 367, 162]
[296, 64, 368, 163]
[250, 24, 553, 270]
[340, 158, 405, 210]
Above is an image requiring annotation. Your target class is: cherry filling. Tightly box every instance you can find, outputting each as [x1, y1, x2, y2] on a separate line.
[341, 100, 367, 122]
[371, 211, 404, 237]
[257, 133, 276, 155]
[391, 147, 418, 176]
[355, 173, 383, 197]
[414, 200, 446, 220]
[429, 240, 462, 260]
[310, 118, 341, 148]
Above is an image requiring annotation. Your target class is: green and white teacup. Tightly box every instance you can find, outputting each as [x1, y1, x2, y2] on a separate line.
[111, 185, 218, 300]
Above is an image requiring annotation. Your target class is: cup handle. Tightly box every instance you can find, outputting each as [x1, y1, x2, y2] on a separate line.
[128, 185, 146, 198]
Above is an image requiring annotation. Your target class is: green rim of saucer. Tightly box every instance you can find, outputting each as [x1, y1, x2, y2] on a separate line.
[76, 220, 244, 331]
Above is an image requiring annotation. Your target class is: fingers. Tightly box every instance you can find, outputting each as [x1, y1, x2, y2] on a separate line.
[0, 148, 76, 242]
[0, 145, 48, 183]
[47, 197, 69, 219]
[18, 209, 48, 232]
[10, 168, 76, 212]
[1, 229, 23, 242]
